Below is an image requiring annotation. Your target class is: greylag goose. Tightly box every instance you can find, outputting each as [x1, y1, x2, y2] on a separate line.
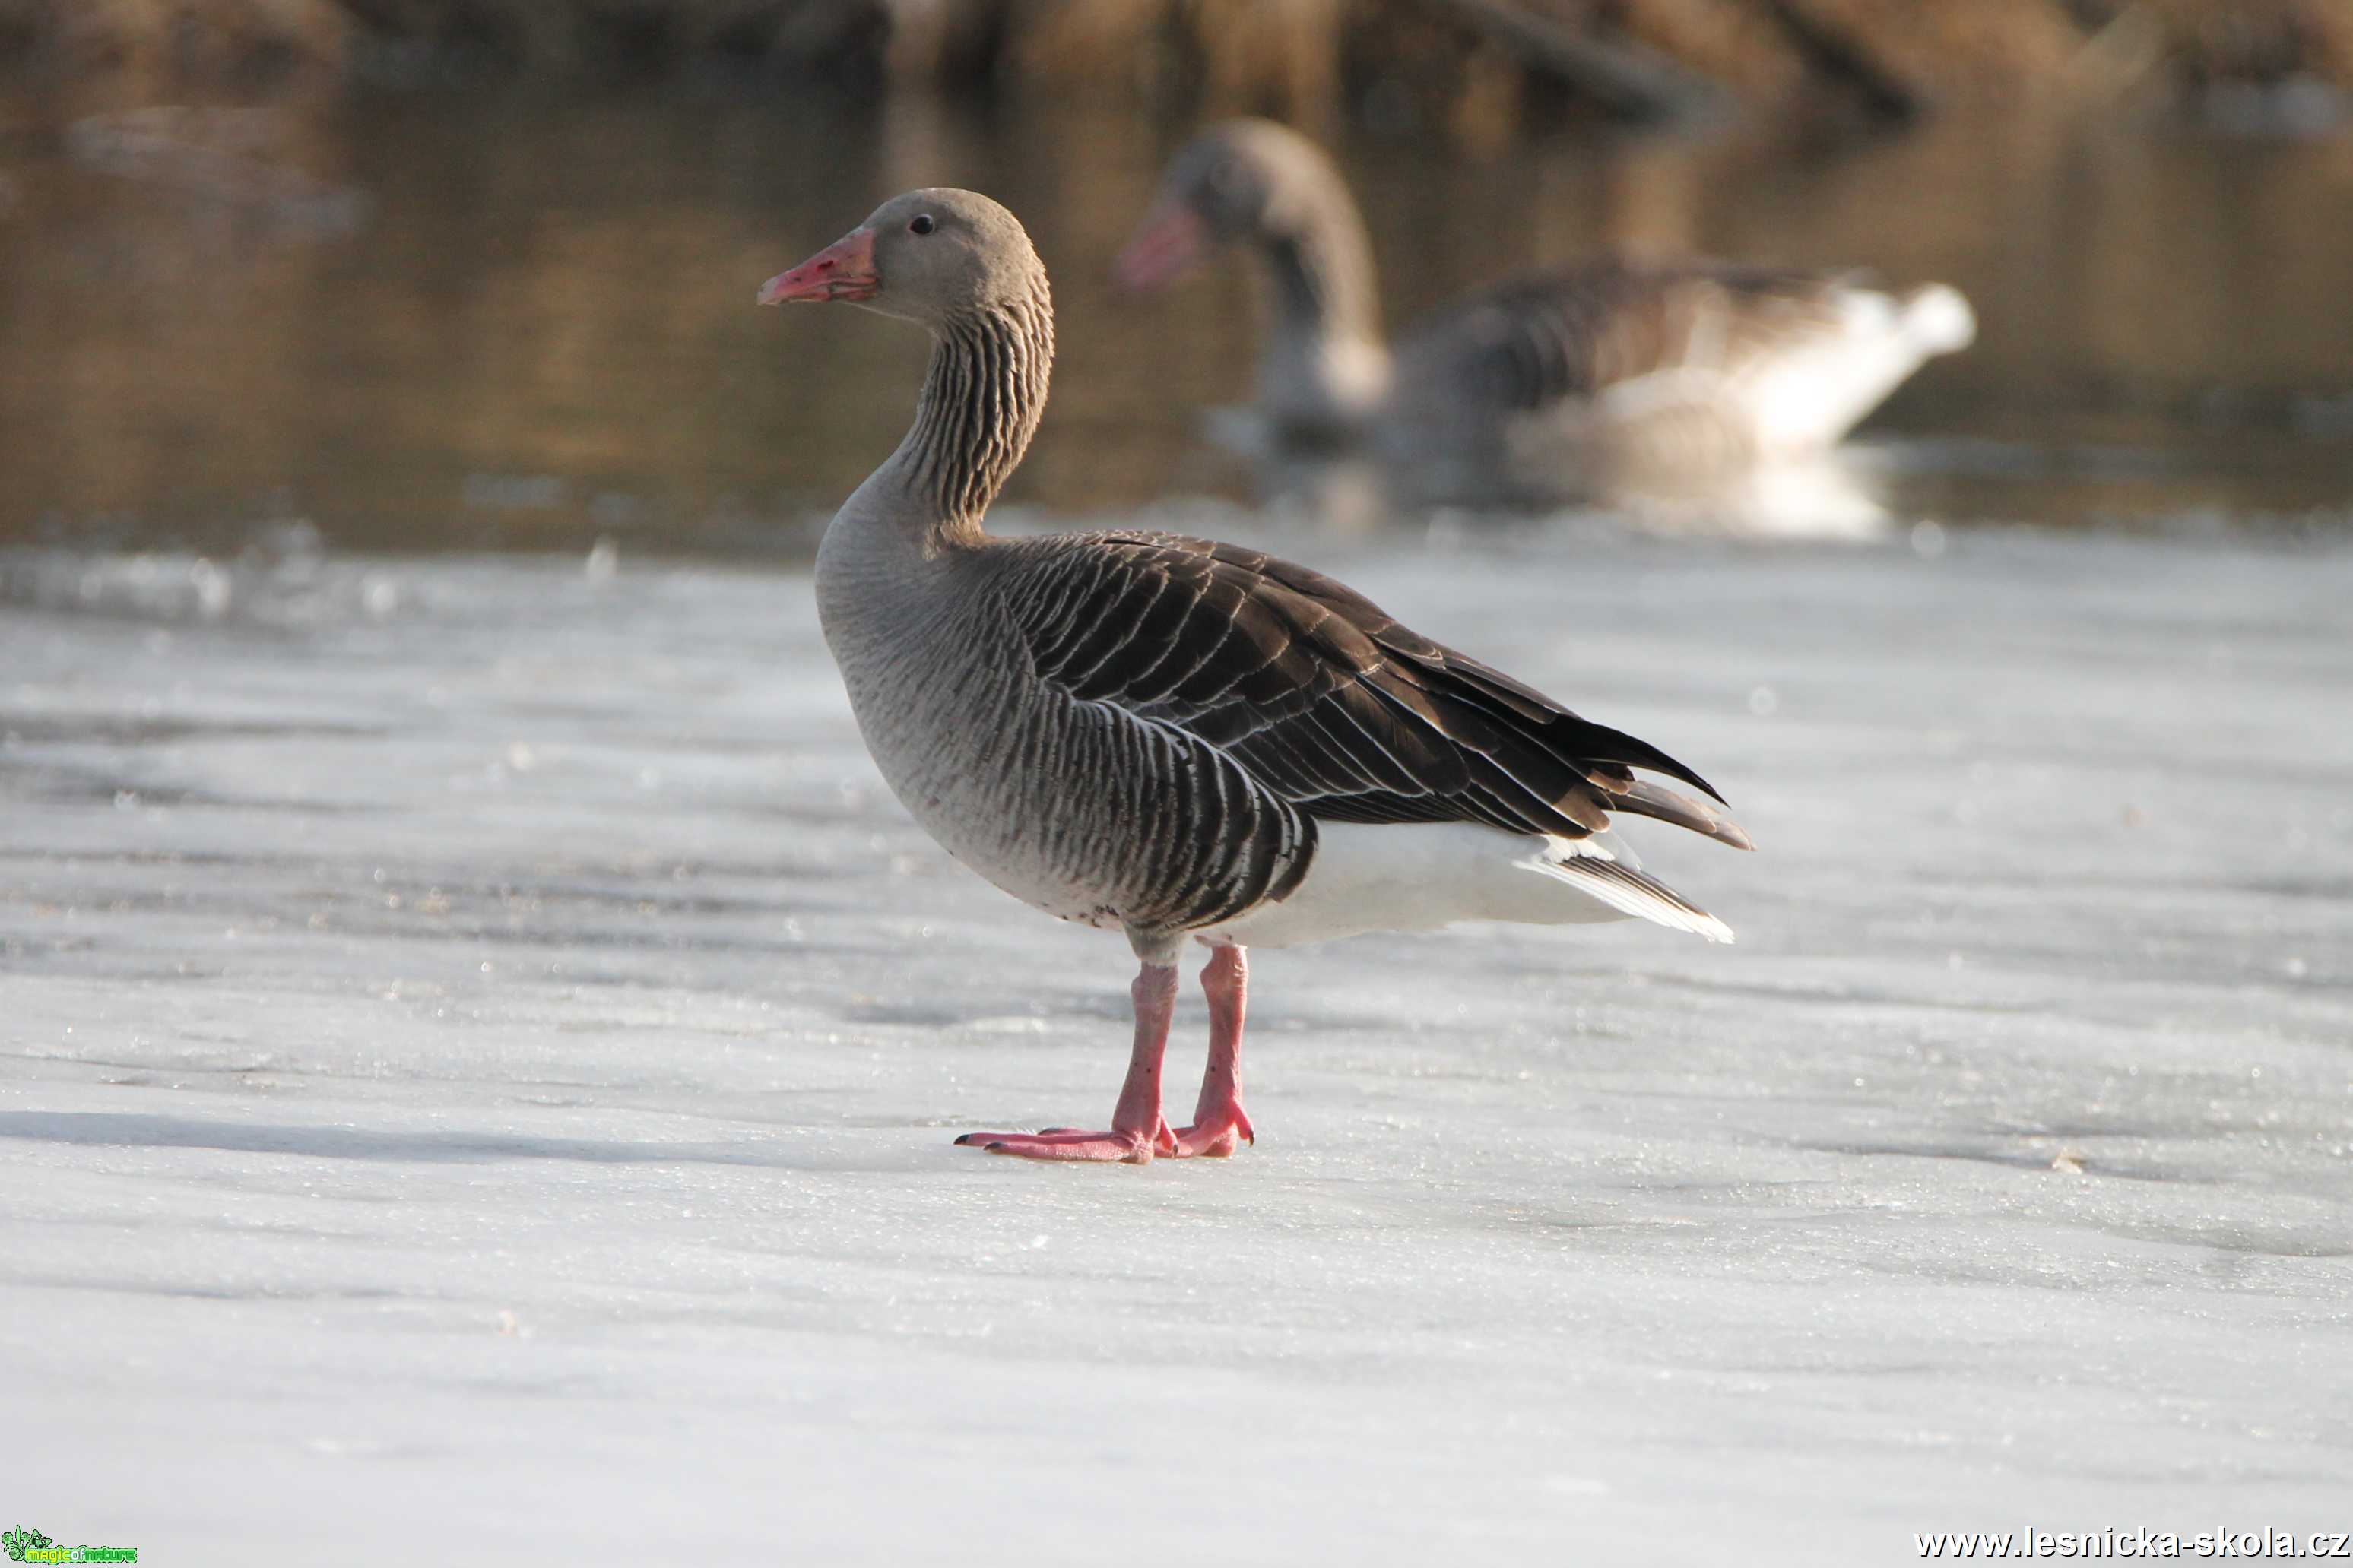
[1117, 119, 1975, 491]
[759, 188, 1752, 1164]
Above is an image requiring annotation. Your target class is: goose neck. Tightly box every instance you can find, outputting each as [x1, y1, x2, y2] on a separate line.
[883, 289, 1055, 550]
[1257, 194, 1383, 358]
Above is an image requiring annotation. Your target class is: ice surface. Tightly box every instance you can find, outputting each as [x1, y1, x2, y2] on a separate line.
[2, 521, 2348, 1563]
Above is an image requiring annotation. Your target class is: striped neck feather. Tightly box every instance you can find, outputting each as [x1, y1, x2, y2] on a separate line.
[890, 285, 1054, 549]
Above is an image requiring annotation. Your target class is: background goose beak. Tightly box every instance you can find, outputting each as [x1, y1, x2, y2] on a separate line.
[1113, 202, 1207, 292]
[759, 228, 880, 305]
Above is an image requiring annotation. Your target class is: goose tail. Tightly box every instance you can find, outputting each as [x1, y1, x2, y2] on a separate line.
[1521, 836, 1736, 945]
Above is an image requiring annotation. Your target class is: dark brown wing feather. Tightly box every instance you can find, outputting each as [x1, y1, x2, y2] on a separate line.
[997, 529, 1752, 851]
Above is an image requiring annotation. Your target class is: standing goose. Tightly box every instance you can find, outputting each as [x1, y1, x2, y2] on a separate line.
[1117, 119, 1975, 491]
[761, 188, 1752, 1164]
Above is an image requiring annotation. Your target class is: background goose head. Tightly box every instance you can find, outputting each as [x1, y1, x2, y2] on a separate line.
[1116, 119, 1356, 292]
[761, 188, 1045, 329]
[1117, 119, 1389, 436]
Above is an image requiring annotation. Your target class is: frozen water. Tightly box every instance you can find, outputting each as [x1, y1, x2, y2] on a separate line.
[2, 521, 2349, 1563]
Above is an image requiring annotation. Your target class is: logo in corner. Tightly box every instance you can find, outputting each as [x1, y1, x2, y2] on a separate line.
[5, 1528, 137, 1564]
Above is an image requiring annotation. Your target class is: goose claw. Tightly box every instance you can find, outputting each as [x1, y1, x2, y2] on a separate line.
[956, 1126, 1158, 1164]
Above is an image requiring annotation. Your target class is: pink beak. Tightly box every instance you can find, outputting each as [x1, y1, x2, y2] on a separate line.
[1114, 202, 1210, 292]
[758, 227, 880, 306]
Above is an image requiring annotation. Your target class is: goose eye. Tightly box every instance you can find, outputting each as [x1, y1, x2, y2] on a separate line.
[909, 214, 936, 236]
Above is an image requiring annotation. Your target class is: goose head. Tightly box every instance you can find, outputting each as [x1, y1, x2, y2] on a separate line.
[1115, 119, 1339, 291]
[760, 188, 1045, 328]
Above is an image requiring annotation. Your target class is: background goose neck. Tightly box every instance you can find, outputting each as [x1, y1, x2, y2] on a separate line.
[1253, 182, 1388, 423]
[1262, 223, 1378, 346]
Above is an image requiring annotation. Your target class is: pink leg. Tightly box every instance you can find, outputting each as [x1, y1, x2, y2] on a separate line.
[1169, 945, 1254, 1158]
[953, 962, 1178, 1164]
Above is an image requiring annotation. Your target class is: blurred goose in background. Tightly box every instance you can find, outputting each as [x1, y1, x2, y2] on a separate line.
[1117, 118, 1975, 501]
[759, 187, 1751, 1165]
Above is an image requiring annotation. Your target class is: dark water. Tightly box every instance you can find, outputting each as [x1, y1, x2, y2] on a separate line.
[2, 86, 2348, 556]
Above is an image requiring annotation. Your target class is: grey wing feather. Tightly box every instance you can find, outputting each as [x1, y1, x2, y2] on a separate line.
[1399, 258, 1862, 414]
